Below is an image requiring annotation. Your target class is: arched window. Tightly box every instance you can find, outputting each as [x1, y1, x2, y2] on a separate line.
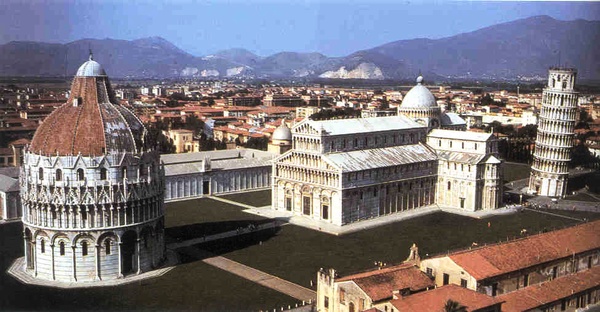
[81, 241, 88, 256]
[59, 241, 65, 256]
[56, 169, 62, 181]
[77, 168, 84, 181]
[105, 239, 111, 255]
[100, 168, 107, 180]
[139, 164, 145, 178]
[39, 168, 44, 180]
[447, 181, 452, 191]
[41, 239, 45, 253]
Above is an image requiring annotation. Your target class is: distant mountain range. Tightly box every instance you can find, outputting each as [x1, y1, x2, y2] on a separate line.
[0, 15, 598, 80]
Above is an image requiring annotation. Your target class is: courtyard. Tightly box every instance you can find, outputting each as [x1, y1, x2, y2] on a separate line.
[1, 186, 598, 311]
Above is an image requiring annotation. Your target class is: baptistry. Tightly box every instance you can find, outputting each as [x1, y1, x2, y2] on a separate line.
[19, 53, 165, 282]
[528, 68, 579, 197]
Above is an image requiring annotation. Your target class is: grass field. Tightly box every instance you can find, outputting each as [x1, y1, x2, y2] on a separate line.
[503, 162, 531, 182]
[0, 203, 295, 312]
[2, 191, 598, 311]
[197, 206, 600, 288]
[218, 189, 272, 207]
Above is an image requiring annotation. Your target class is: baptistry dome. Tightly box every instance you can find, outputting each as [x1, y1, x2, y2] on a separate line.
[400, 76, 437, 109]
[29, 54, 146, 156]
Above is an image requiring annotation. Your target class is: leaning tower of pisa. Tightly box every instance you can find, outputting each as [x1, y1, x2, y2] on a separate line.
[528, 68, 579, 197]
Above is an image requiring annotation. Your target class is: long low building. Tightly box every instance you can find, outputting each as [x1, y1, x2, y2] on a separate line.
[162, 149, 274, 201]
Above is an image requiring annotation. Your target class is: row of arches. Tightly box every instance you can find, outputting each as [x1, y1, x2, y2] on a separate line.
[532, 145, 571, 162]
[538, 119, 575, 135]
[531, 157, 569, 175]
[23, 220, 164, 282]
[24, 194, 164, 229]
[539, 107, 577, 122]
[535, 132, 574, 148]
[34, 164, 159, 184]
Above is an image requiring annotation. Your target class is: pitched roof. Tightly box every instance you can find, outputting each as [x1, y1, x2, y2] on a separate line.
[304, 115, 425, 136]
[390, 285, 501, 312]
[448, 221, 600, 280]
[323, 143, 437, 172]
[428, 129, 493, 141]
[498, 266, 600, 312]
[337, 264, 434, 302]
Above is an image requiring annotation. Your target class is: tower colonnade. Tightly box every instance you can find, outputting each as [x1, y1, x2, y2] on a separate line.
[529, 68, 578, 197]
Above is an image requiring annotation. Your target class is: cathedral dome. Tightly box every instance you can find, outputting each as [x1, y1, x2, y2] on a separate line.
[30, 56, 146, 156]
[400, 76, 437, 109]
[272, 120, 292, 141]
[75, 54, 107, 77]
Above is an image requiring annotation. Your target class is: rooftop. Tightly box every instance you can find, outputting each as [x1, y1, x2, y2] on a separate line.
[498, 266, 600, 312]
[447, 220, 600, 280]
[337, 264, 434, 302]
[390, 285, 502, 312]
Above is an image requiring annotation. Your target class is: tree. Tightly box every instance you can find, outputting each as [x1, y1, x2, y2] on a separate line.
[443, 299, 467, 312]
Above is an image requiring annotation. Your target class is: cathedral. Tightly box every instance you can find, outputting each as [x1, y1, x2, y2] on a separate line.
[19, 54, 166, 283]
[272, 77, 503, 226]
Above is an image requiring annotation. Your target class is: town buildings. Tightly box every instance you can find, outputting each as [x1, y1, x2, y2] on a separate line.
[19, 54, 166, 283]
[317, 220, 600, 312]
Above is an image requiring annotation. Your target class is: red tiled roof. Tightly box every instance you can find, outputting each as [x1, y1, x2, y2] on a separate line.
[390, 285, 502, 312]
[499, 266, 600, 312]
[449, 221, 600, 280]
[30, 76, 145, 156]
[337, 264, 434, 302]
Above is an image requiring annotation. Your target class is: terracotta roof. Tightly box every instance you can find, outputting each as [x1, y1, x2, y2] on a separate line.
[337, 264, 434, 302]
[499, 266, 600, 312]
[29, 75, 146, 156]
[390, 285, 502, 312]
[448, 221, 600, 280]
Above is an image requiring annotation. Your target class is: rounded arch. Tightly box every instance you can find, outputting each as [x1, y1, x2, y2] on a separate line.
[301, 185, 312, 194]
[73, 233, 96, 246]
[120, 230, 137, 275]
[51, 232, 71, 246]
[33, 229, 49, 240]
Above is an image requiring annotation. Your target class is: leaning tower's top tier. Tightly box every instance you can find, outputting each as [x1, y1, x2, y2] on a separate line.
[547, 67, 577, 92]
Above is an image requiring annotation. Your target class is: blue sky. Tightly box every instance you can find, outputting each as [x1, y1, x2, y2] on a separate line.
[1, 1, 598, 57]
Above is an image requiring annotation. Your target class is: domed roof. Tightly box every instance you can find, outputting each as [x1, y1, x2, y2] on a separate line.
[30, 56, 146, 156]
[272, 120, 292, 141]
[76, 53, 106, 77]
[400, 76, 437, 109]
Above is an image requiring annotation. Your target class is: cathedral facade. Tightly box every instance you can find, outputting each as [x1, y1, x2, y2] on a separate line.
[20, 55, 165, 282]
[272, 77, 502, 226]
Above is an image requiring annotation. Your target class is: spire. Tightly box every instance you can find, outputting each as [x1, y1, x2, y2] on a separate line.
[89, 49, 94, 61]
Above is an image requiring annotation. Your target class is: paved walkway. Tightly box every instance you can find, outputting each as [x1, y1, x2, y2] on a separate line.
[209, 195, 258, 209]
[178, 246, 316, 302]
[7, 250, 179, 288]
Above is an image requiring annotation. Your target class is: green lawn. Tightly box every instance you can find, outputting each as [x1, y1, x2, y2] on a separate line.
[164, 197, 269, 242]
[503, 162, 531, 182]
[218, 189, 272, 207]
[198, 209, 600, 288]
[0, 208, 295, 312]
[3, 194, 599, 311]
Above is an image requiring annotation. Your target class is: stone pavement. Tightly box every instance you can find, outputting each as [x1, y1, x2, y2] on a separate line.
[178, 246, 316, 302]
[7, 249, 179, 288]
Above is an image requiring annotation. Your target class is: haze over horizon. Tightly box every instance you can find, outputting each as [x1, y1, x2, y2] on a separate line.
[1, 1, 599, 57]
